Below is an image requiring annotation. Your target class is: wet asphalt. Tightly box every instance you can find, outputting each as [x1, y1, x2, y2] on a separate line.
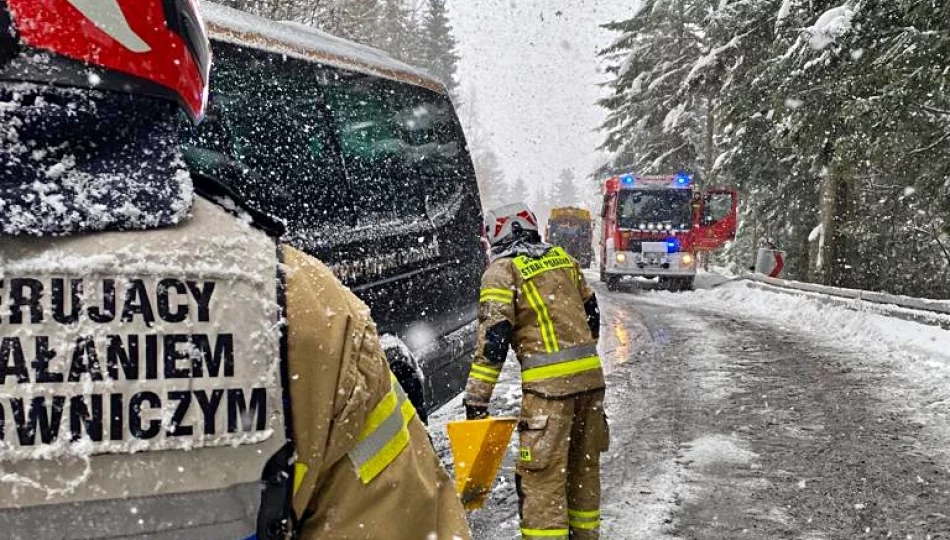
[432, 279, 950, 539]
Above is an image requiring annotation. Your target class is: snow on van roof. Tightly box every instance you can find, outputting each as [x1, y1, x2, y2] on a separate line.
[201, 2, 446, 94]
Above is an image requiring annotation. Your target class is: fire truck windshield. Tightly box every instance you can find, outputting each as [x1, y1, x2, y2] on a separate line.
[617, 189, 693, 229]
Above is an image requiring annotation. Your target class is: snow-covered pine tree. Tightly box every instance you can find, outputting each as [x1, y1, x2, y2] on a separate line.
[377, 0, 415, 61]
[706, 0, 818, 278]
[510, 178, 530, 202]
[750, 0, 950, 292]
[597, 0, 950, 297]
[551, 169, 579, 208]
[598, 0, 719, 176]
[420, 0, 461, 96]
[472, 146, 506, 209]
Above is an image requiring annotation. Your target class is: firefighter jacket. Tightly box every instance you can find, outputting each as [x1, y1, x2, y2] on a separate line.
[0, 195, 470, 540]
[465, 245, 604, 406]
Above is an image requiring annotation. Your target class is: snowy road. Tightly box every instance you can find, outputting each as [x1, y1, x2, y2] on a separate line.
[431, 275, 950, 540]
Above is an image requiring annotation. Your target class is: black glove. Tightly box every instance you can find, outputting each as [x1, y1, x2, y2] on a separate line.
[465, 403, 489, 420]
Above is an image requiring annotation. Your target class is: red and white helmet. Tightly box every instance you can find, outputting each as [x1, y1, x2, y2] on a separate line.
[0, 0, 211, 122]
[484, 203, 540, 246]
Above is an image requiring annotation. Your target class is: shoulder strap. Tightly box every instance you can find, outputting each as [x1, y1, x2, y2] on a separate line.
[257, 245, 299, 540]
[192, 173, 286, 239]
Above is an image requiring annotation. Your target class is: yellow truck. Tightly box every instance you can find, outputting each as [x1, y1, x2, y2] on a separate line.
[546, 207, 594, 268]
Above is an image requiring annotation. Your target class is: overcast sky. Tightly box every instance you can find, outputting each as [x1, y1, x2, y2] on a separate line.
[448, 0, 638, 196]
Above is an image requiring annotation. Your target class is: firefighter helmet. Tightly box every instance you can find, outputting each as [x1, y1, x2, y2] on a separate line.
[0, 0, 210, 122]
[484, 203, 540, 246]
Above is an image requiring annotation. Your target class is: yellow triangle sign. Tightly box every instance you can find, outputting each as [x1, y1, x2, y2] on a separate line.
[446, 417, 517, 510]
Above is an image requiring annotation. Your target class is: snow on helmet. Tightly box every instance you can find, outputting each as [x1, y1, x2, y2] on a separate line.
[0, 0, 210, 122]
[484, 203, 540, 246]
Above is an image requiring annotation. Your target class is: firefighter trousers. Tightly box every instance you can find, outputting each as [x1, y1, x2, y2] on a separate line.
[516, 389, 609, 540]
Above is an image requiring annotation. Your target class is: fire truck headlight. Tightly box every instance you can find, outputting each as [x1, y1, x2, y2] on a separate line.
[616, 253, 627, 264]
[682, 254, 695, 266]
[639, 223, 647, 230]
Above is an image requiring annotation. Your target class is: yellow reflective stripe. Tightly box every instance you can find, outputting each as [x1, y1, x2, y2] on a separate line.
[293, 462, 310, 495]
[568, 508, 601, 530]
[470, 372, 497, 383]
[471, 364, 501, 376]
[522, 356, 602, 383]
[522, 283, 551, 352]
[523, 282, 559, 353]
[470, 364, 502, 383]
[569, 520, 600, 530]
[521, 528, 569, 538]
[358, 378, 399, 440]
[568, 509, 600, 519]
[356, 399, 415, 483]
[480, 288, 514, 303]
[350, 375, 416, 484]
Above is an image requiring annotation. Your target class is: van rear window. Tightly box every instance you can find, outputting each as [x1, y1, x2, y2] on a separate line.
[183, 41, 475, 246]
[182, 43, 353, 228]
[322, 72, 467, 222]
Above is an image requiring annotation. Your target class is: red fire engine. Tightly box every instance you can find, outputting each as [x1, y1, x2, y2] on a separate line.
[599, 172, 738, 291]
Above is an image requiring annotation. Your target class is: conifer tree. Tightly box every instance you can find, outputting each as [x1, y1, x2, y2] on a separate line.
[421, 0, 460, 96]
[598, 0, 950, 297]
[551, 169, 579, 208]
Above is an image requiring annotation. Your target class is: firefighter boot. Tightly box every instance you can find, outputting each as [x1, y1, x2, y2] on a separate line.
[567, 390, 608, 540]
[516, 392, 573, 540]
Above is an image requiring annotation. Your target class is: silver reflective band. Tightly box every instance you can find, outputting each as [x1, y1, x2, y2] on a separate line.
[521, 343, 599, 370]
[347, 379, 414, 483]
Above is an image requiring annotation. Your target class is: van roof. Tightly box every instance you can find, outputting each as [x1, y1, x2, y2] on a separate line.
[201, 2, 447, 94]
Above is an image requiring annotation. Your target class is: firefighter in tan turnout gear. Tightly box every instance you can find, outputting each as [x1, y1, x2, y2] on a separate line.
[0, 2, 468, 539]
[465, 203, 608, 540]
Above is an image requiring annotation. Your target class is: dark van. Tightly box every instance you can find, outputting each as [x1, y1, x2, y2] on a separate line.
[183, 3, 485, 417]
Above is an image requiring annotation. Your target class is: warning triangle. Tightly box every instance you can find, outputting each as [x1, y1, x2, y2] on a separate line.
[446, 417, 517, 510]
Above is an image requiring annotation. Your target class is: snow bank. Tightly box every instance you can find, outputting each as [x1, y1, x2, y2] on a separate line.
[650, 283, 950, 459]
[662, 282, 950, 360]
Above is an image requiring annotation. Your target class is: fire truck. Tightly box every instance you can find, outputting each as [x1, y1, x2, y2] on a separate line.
[599, 172, 738, 291]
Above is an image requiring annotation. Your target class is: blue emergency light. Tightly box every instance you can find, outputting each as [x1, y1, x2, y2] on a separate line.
[674, 172, 692, 188]
[621, 175, 635, 186]
[666, 238, 680, 253]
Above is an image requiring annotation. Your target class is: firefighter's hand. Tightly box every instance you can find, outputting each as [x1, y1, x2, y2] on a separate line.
[465, 403, 489, 420]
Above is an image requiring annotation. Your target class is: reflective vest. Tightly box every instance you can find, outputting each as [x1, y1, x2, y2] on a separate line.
[0, 198, 287, 540]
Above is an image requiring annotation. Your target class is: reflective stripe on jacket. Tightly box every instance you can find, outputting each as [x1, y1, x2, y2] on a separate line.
[466, 246, 605, 405]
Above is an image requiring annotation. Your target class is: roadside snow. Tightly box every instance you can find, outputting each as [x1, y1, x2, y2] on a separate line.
[651, 282, 950, 461]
